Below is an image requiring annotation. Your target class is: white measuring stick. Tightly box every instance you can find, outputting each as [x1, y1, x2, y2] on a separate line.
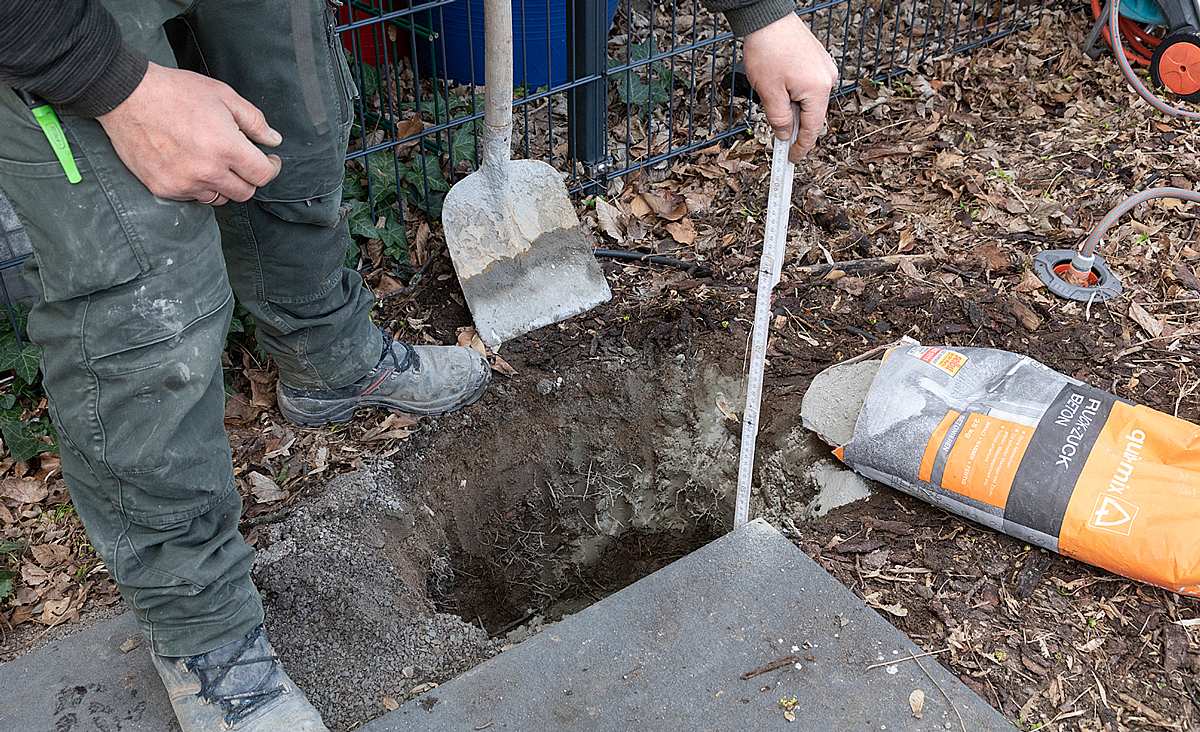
[734, 131, 796, 528]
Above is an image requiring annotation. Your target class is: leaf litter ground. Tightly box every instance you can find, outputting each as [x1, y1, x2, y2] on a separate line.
[2, 8, 1200, 731]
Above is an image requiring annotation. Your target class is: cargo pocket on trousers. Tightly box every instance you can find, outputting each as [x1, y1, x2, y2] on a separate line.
[258, 192, 345, 228]
[0, 156, 148, 302]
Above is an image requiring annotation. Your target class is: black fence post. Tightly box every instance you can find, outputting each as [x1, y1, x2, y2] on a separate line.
[568, 0, 608, 194]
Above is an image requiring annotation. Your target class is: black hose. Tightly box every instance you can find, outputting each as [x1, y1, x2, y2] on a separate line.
[594, 248, 713, 277]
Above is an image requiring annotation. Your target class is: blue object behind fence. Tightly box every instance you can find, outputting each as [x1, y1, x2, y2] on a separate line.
[435, 0, 621, 89]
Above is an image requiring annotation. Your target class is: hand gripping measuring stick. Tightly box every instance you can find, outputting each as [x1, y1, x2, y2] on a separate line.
[734, 121, 797, 527]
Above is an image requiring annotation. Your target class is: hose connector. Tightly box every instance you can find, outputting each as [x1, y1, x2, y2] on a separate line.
[1068, 252, 1095, 273]
[1034, 249, 1123, 302]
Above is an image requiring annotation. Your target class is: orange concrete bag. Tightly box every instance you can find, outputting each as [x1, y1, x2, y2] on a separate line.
[801, 340, 1200, 597]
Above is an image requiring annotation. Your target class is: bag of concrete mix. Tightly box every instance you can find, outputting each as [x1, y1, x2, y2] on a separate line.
[801, 340, 1200, 597]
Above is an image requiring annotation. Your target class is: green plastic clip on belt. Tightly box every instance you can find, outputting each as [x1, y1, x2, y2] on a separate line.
[15, 90, 81, 184]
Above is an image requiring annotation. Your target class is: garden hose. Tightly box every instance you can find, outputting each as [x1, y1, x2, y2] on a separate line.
[1106, 0, 1200, 120]
[1043, 3, 1200, 298]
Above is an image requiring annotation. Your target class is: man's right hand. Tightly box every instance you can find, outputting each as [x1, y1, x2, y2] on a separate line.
[98, 62, 283, 206]
[742, 13, 838, 162]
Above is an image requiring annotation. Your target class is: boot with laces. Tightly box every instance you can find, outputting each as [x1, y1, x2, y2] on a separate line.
[277, 330, 491, 426]
[151, 625, 327, 731]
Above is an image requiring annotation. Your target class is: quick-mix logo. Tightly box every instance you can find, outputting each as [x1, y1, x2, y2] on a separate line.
[1088, 428, 1144, 536]
[1053, 392, 1102, 468]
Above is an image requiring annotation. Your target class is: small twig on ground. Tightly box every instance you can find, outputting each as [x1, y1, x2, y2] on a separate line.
[864, 647, 950, 671]
[740, 654, 802, 680]
[913, 656, 967, 732]
[1174, 376, 1199, 417]
[378, 246, 443, 303]
[793, 253, 937, 278]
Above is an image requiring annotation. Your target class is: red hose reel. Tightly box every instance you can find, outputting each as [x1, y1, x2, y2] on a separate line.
[1090, 0, 1200, 100]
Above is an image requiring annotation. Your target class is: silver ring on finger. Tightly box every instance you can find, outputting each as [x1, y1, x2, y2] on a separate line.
[201, 191, 221, 205]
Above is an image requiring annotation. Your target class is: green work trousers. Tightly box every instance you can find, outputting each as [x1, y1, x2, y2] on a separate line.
[0, 0, 379, 656]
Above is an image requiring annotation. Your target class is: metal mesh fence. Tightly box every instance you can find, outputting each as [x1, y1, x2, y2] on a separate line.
[0, 0, 1048, 328]
[335, 0, 1047, 237]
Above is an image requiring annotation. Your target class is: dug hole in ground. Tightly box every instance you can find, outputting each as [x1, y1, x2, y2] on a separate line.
[255, 342, 868, 729]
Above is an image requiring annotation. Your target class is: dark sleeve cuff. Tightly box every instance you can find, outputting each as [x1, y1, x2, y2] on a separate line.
[724, 0, 796, 36]
[59, 42, 148, 118]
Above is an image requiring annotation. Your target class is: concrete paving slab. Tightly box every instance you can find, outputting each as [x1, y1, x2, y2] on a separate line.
[0, 520, 1012, 732]
[0, 611, 178, 732]
[367, 519, 1014, 732]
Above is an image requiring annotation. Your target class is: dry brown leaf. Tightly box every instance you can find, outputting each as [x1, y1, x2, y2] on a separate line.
[684, 190, 714, 212]
[247, 471, 286, 504]
[411, 222, 431, 266]
[629, 194, 652, 219]
[361, 413, 420, 442]
[456, 326, 489, 358]
[20, 563, 49, 586]
[382, 696, 400, 711]
[456, 327, 475, 348]
[224, 395, 261, 426]
[40, 596, 72, 625]
[897, 258, 924, 280]
[836, 276, 867, 296]
[1175, 262, 1200, 292]
[35, 454, 61, 480]
[909, 689, 925, 719]
[1, 477, 48, 504]
[395, 116, 424, 141]
[1015, 269, 1045, 293]
[490, 354, 517, 377]
[376, 273, 405, 298]
[897, 229, 915, 253]
[1010, 299, 1041, 331]
[865, 591, 909, 616]
[364, 240, 384, 268]
[595, 198, 624, 242]
[976, 243, 1010, 271]
[1128, 301, 1163, 339]
[638, 190, 688, 221]
[246, 372, 276, 409]
[934, 150, 964, 170]
[665, 218, 696, 245]
[30, 543, 69, 568]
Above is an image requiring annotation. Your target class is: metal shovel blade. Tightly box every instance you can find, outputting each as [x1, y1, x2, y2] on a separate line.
[441, 0, 610, 349]
[442, 160, 611, 348]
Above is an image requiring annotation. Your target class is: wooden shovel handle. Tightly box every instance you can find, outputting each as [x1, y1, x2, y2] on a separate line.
[483, 0, 513, 171]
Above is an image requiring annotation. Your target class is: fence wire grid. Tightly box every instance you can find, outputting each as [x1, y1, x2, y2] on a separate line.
[0, 0, 1048, 326]
[334, 0, 1047, 243]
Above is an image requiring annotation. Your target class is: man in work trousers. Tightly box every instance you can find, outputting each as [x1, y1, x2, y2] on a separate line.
[0, 0, 836, 729]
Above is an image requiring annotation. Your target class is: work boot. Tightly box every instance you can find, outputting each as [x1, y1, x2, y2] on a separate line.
[277, 330, 491, 426]
[151, 625, 327, 731]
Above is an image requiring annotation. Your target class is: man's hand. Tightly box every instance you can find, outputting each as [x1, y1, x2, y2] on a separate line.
[98, 63, 283, 205]
[742, 13, 838, 162]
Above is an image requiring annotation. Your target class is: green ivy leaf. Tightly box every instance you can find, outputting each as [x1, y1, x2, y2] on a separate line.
[13, 343, 40, 385]
[401, 154, 449, 193]
[0, 541, 22, 555]
[1, 417, 49, 463]
[356, 59, 380, 99]
[343, 166, 368, 202]
[612, 40, 672, 109]
[451, 122, 478, 167]
[366, 152, 400, 208]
